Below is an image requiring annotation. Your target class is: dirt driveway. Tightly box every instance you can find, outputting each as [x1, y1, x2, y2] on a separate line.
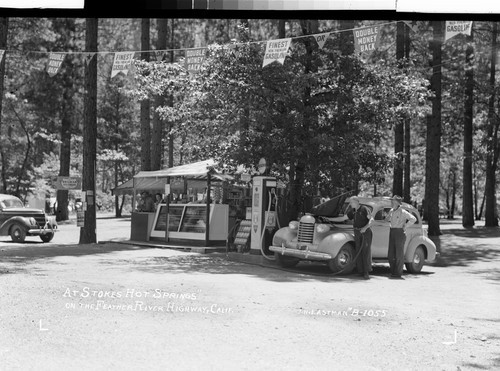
[0, 217, 499, 370]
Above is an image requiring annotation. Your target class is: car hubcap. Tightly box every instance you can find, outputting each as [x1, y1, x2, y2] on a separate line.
[14, 229, 20, 237]
[414, 254, 421, 264]
[339, 252, 349, 266]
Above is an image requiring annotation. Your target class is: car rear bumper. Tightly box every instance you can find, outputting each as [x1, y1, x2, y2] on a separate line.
[269, 245, 332, 261]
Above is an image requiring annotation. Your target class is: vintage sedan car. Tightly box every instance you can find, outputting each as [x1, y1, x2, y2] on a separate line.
[0, 194, 57, 243]
[269, 196, 437, 274]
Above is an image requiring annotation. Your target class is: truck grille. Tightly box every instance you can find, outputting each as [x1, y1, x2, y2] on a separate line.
[297, 222, 315, 243]
[34, 215, 47, 227]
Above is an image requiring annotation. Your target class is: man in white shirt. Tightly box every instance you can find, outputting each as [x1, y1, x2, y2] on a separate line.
[386, 195, 416, 279]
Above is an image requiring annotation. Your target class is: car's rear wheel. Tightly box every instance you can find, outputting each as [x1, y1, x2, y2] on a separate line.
[274, 252, 300, 268]
[327, 243, 355, 274]
[405, 246, 425, 273]
[10, 224, 26, 243]
[40, 233, 54, 243]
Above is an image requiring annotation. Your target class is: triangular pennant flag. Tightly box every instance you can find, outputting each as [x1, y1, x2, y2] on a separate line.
[445, 21, 473, 42]
[154, 50, 166, 62]
[403, 20, 419, 32]
[84, 53, 95, 66]
[314, 32, 331, 49]
[46, 52, 66, 77]
[0, 50, 4, 64]
[353, 25, 381, 56]
[262, 38, 292, 68]
[111, 51, 135, 77]
[184, 47, 207, 74]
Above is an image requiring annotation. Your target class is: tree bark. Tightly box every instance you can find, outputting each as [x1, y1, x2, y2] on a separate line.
[424, 21, 443, 236]
[0, 18, 8, 193]
[403, 24, 411, 203]
[462, 29, 475, 228]
[485, 22, 499, 227]
[151, 18, 168, 170]
[79, 18, 98, 244]
[140, 18, 151, 171]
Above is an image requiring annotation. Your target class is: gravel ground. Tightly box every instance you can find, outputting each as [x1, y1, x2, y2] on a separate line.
[0, 216, 499, 370]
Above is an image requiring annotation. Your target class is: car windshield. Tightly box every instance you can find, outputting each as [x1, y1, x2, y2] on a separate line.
[0, 198, 24, 209]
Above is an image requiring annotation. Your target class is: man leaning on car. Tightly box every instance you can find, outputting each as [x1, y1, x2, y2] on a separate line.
[386, 195, 416, 279]
[331, 196, 373, 280]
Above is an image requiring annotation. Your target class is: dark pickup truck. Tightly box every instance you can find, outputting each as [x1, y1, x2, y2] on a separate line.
[0, 194, 57, 243]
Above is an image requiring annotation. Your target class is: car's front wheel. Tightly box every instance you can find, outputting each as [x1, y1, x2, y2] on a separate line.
[327, 243, 355, 274]
[274, 252, 300, 268]
[10, 224, 27, 243]
[405, 246, 425, 273]
[40, 233, 54, 243]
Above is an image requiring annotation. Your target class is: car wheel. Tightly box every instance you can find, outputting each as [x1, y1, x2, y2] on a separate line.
[10, 224, 27, 243]
[274, 252, 300, 268]
[405, 246, 425, 273]
[327, 243, 355, 274]
[40, 233, 54, 243]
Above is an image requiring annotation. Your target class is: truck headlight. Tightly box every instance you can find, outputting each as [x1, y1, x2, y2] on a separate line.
[29, 217, 37, 225]
[316, 224, 330, 233]
[289, 221, 299, 230]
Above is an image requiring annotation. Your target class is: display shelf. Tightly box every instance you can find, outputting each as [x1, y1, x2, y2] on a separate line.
[150, 203, 229, 241]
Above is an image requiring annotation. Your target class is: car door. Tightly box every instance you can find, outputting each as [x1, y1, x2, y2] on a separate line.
[370, 207, 392, 258]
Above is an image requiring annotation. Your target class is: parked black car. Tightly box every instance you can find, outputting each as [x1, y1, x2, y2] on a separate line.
[0, 194, 57, 243]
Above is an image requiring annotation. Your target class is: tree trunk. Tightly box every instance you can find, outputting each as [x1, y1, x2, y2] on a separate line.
[337, 20, 355, 136]
[56, 87, 73, 222]
[462, 29, 475, 227]
[151, 18, 168, 170]
[167, 19, 175, 168]
[0, 17, 8, 193]
[403, 24, 411, 203]
[403, 119, 411, 202]
[278, 20, 286, 38]
[393, 22, 405, 197]
[287, 20, 319, 219]
[79, 18, 98, 244]
[140, 18, 151, 171]
[485, 22, 499, 227]
[451, 170, 456, 219]
[424, 21, 443, 236]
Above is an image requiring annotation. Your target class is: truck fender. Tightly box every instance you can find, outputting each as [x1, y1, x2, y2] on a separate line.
[0, 216, 31, 235]
[272, 227, 297, 246]
[317, 232, 355, 258]
[405, 235, 437, 262]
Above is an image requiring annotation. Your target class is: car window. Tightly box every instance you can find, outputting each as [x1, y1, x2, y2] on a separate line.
[0, 198, 24, 208]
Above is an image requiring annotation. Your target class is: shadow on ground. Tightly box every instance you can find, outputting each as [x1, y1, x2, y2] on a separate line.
[0, 243, 144, 274]
[429, 227, 500, 268]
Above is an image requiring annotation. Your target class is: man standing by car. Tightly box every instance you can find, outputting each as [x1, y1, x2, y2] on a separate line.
[386, 195, 416, 279]
[332, 196, 373, 279]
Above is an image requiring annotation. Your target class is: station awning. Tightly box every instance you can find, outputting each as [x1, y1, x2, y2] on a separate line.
[113, 159, 232, 195]
[133, 159, 232, 181]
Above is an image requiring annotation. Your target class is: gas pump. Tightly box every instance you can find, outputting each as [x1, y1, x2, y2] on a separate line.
[250, 176, 278, 259]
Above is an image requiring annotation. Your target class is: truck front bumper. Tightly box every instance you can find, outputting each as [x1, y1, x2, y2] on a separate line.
[269, 244, 332, 261]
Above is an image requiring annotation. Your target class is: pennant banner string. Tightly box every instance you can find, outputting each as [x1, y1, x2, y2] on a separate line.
[0, 21, 400, 57]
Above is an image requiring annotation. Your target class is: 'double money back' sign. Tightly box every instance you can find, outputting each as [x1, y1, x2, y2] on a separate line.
[353, 26, 381, 55]
[185, 48, 207, 74]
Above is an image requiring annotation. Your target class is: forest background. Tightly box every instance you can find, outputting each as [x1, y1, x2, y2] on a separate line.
[0, 18, 498, 242]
